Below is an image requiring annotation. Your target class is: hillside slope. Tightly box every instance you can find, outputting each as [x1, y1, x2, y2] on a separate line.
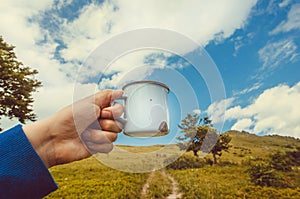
[45, 131, 300, 198]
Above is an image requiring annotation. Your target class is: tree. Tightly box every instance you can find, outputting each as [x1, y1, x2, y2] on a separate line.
[177, 113, 231, 164]
[210, 133, 231, 164]
[0, 36, 41, 131]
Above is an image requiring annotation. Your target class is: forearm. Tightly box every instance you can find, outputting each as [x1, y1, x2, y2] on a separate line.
[23, 116, 55, 168]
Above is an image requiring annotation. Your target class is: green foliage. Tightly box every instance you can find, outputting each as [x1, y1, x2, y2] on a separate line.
[177, 113, 231, 164]
[270, 151, 293, 171]
[210, 133, 232, 164]
[0, 36, 41, 130]
[165, 155, 205, 170]
[247, 147, 300, 188]
[243, 186, 300, 199]
[247, 161, 287, 188]
[286, 146, 300, 166]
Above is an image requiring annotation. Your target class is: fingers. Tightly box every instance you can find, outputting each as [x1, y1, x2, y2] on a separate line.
[101, 103, 124, 119]
[86, 142, 114, 154]
[82, 129, 118, 143]
[99, 119, 123, 132]
[81, 129, 118, 154]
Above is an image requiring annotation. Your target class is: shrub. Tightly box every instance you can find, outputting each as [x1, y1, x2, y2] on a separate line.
[217, 160, 238, 167]
[165, 155, 205, 170]
[269, 148, 300, 171]
[270, 151, 292, 171]
[247, 161, 287, 188]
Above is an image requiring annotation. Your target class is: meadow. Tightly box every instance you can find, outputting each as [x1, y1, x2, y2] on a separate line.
[45, 131, 300, 199]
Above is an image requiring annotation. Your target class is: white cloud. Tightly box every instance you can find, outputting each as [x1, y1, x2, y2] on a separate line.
[270, 3, 300, 34]
[233, 82, 263, 96]
[32, 84, 75, 119]
[49, 0, 258, 85]
[98, 66, 154, 89]
[258, 39, 299, 70]
[55, 0, 73, 10]
[231, 118, 253, 132]
[193, 109, 201, 114]
[0, 0, 258, 128]
[109, 0, 257, 44]
[226, 82, 300, 138]
[0, 0, 53, 48]
[34, 83, 99, 120]
[279, 0, 292, 8]
[60, 2, 117, 63]
[206, 98, 235, 124]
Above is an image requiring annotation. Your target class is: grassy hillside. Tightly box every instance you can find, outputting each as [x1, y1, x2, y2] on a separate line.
[45, 157, 148, 198]
[45, 131, 300, 198]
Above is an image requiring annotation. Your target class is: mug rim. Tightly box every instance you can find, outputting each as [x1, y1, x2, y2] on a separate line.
[122, 80, 170, 92]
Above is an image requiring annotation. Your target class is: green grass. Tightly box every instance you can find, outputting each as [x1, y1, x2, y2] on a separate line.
[142, 170, 173, 199]
[166, 131, 300, 199]
[44, 131, 300, 198]
[45, 157, 148, 199]
[168, 165, 300, 199]
[95, 144, 182, 173]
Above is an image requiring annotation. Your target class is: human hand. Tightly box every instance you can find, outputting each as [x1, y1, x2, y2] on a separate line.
[23, 90, 124, 168]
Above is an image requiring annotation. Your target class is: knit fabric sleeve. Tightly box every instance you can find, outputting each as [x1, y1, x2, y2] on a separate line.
[0, 125, 58, 198]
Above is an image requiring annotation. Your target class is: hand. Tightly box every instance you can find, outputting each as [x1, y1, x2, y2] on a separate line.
[23, 90, 124, 168]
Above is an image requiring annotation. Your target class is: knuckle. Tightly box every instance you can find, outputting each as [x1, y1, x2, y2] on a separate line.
[110, 134, 118, 142]
[100, 120, 110, 130]
[104, 144, 114, 153]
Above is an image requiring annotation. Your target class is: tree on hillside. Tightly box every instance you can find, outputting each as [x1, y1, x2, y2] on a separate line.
[0, 36, 41, 131]
[177, 113, 231, 164]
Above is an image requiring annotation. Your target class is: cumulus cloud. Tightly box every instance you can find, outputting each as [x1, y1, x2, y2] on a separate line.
[0, 0, 75, 124]
[206, 98, 235, 124]
[231, 118, 253, 132]
[110, 0, 257, 45]
[227, 82, 300, 138]
[270, 3, 300, 34]
[0, 0, 258, 128]
[39, 0, 258, 85]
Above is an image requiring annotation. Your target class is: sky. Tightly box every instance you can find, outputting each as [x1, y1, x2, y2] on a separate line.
[0, 0, 300, 145]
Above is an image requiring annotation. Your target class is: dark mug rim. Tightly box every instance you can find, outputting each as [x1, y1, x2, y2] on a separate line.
[122, 80, 170, 93]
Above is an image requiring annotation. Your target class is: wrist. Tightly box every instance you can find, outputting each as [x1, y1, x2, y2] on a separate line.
[23, 117, 56, 168]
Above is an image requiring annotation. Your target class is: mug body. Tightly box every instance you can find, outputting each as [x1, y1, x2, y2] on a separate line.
[122, 81, 169, 137]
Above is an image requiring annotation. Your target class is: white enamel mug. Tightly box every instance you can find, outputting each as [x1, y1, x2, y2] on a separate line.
[115, 81, 170, 137]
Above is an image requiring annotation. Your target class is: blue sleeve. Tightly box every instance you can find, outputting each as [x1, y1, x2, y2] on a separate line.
[0, 125, 58, 198]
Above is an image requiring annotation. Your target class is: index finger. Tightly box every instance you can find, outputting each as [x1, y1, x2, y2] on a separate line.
[100, 103, 124, 119]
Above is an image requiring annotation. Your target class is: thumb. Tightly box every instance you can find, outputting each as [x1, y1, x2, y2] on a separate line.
[94, 90, 124, 109]
[73, 90, 123, 134]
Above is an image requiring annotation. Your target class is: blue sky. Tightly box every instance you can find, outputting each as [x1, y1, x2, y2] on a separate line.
[0, 0, 300, 145]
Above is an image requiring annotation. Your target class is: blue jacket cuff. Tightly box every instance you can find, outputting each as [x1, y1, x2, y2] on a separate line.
[0, 124, 58, 198]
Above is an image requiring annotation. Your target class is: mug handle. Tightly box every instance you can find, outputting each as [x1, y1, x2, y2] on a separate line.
[111, 96, 127, 125]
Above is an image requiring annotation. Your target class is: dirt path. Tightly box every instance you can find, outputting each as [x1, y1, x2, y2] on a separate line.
[161, 170, 182, 199]
[141, 171, 155, 198]
[141, 170, 182, 199]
